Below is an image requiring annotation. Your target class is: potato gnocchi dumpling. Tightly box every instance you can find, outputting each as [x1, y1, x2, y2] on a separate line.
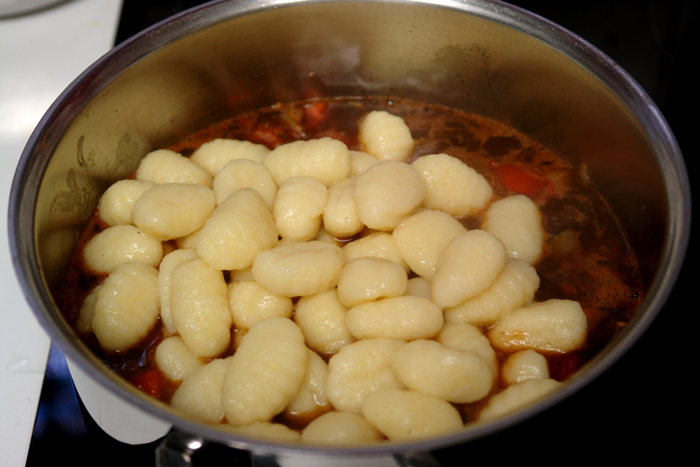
[361, 389, 464, 442]
[222, 317, 308, 426]
[342, 231, 409, 272]
[82, 224, 163, 274]
[336, 257, 408, 308]
[358, 110, 414, 162]
[227, 280, 294, 331]
[345, 295, 444, 341]
[501, 349, 550, 385]
[431, 229, 507, 308]
[64, 99, 622, 447]
[390, 339, 493, 403]
[326, 338, 406, 413]
[348, 150, 380, 176]
[75, 284, 101, 335]
[283, 349, 332, 424]
[437, 322, 498, 378]
[212, 158, 277, 208]
[484, 194, 544, 264]
[252, 241, 346, 297]
[411, 153, 493, 217]
[443, 259, 540, 325]
[170, 358, 229, 423]
[91, 262, 160, 352]
[294, 289, 354, 358]
[353, 160, 426, 231]
[478, 378, 562, 422]
[136, 148, 213, 187]
[487, 299, 588, 353]
[155, 335, 205, 382]
[197, 188, 279, 271]
[190, 138, 270, 176]
[263, 137, 350, 187]
[132, 183, 216, 240]
[392, 209, 467, 279]
[323, 177, 364, 238]
[301, 411, 382, 446]
[273, 176, 328, 242]
[158, 248, 199, 336]
[98, 179, 155, 226]
[170, 257, 232, 359]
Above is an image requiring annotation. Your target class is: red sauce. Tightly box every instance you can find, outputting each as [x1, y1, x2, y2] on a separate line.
[60, 96, 644, 423]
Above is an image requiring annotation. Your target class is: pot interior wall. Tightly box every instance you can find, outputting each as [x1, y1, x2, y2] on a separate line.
[21, 0, 677, 451]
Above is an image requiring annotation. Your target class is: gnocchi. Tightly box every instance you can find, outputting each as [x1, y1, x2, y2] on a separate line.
[411, 153, 493, 217]
[326, 338, 405, 413]
[390, 339, 493, 403]
[484, 194, 544, 264]
[91, 262, 160, 352]
[487, 299, 588, 353]
[82, 224, 163, 274]
[353, 160, 426, 230]
[132, 183, 216, 240]
[170, 257, 232, 358]
[478, 378, 562, 422]
[97, 179, 155, 226]
[273, 176, 328, 242]
[301, 411, 382, 445]
[345, 295, 443, 341]
[336, 257, 408, 308]
[221, 317, 308, 426]
[323, 177, 364, 238]
[212, 158, 277, 208]
[228, 280, 294, 331]
[294, 289, 354, 358]
[63, 97, 643, 447]
[170, 358, 229, 423]
[392, 209, 467, 279]
[252, 241, 346, 297]
[197, 187, 279, 271]
[136, 148, 212, 187]
[190, 138, 270, 176]
[263, 137, 350, 187]
[358, 110, 414, 162]
[443, 259, 540, 325]
[431, 229, 507, 308]
[361, 389, 464, 442]
[155, 335, 205, 382]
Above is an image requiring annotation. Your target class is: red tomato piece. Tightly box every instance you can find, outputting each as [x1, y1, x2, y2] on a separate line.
[130, 369, 163, 399]
[493, 164, 553, 200]
[303, 101, 328, 129]
[549, 353, 581, 381]
[249, 127, 283, 148]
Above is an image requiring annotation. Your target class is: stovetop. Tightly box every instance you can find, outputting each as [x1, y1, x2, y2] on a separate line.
[23, 1, 696, 465]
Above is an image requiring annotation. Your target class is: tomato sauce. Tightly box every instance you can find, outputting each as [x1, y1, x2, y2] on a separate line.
[59, 96, 644, 423]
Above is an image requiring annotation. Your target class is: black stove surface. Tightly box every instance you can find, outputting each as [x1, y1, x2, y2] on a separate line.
[26, 1, 695, 465]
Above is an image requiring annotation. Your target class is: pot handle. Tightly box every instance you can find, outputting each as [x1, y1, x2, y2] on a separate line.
[154, 429, 444, 467]
[155, 428, 206, 467]
[394, 452, 444, 467]
[248, 452, 444, 467]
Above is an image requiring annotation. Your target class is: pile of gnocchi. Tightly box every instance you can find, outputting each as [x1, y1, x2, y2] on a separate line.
[76, 109, 587, 445]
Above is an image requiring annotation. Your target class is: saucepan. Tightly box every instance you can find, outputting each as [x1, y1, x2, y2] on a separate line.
[8, 0, 690, 465]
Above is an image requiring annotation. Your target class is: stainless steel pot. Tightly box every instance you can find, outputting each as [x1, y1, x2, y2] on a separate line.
[8, 0, 690, 464]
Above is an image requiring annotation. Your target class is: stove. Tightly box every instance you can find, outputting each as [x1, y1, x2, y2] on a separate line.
[22, 0, 695, 465]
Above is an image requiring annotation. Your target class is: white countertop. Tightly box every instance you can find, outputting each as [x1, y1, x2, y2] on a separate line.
[0, 1, 122, 465]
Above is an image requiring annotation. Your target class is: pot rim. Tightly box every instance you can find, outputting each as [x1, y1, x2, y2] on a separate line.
[8, 0, 691, 456]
